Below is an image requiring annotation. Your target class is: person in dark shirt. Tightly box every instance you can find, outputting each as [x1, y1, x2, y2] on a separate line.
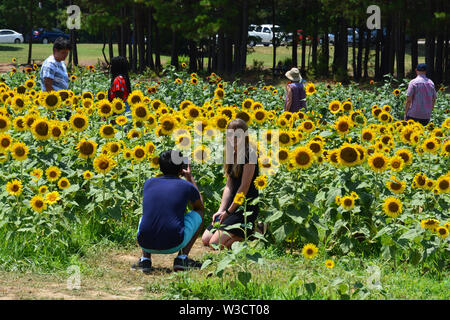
[201, 118, 259, 249]
[131, 150, 204, 273]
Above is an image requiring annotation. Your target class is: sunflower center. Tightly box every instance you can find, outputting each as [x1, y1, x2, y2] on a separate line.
[296, 152, 310, 165]
[439, 180, 449, 190]
[0, 119, 7, 129]
[338, 122, 349, 132]
[136, 107, 147, 118]
[15, 147, 25, 156]
[279, 150, 289, 161]
[80, 142, 94, 155]
[340, 147, 358, 163]
[103, 126, 114, 136]
[45, 95, 58, 107]
[373, 157, 385, 168]
[391, 182, 402, 191]
[1, 138, 11, 148]
[388, 202, 399, 212]
[135, 149, 145, 158]
[74, 117, 86, 128]
[99, 161, 109, 170]
[344, 199, 353, 207]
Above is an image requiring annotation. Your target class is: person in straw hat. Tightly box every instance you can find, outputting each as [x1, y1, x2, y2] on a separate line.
[284, 67, 307, 113]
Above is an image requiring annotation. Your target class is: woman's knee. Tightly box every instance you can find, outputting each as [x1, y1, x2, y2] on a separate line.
[201, 230, 212, 246]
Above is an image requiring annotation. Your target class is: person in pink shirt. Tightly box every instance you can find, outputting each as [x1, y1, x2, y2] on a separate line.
[284, 67, 307, 113]
[404, 63, 437, 126]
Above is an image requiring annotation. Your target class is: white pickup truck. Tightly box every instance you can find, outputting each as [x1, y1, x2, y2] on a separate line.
[248, 24, 288, 47]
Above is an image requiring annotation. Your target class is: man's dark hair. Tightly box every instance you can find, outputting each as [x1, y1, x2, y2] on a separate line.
[110, 56, 132, 94]
[53, 37, 71, 51]
[159, 150, 184, 176]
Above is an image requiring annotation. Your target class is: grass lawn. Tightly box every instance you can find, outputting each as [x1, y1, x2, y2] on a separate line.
[1, 43, 427, 79]
[0, 240, 447, 300]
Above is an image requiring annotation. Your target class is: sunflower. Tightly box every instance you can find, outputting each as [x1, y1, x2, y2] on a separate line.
[38, 185, 48, 195]
[233, 192, 245, 205]
[131, 103, 149, 121]
[254, 175, 268, 190]
[395, 148, 413, 166]
[42, 91, 61, 110]
[235, 110, 252, 125]
[49, 122, 64, 140]
[70, 113, 89, 132]
[81, 98, 94, 109]
[277, 148, 290, 164]
[193, 145, 211, 164]
[435, 226, 449, 239]
[0, 133, 12, 152]
[334, 116, 352, 135]
[107, 141, 122, 156]
[99, 124, 116, 139]
[11, 94, 29, 112]
[30, 168, 43, 181]
[435, 175, 449, 194]
[302, 243, 318, 259]
[389, 155, 405, 172]
[159, 114, 177, 135]
[6, 179, 23, 196]
[392, 89, 401, 96]
[341, 101, 353, 112]
[383, 197, 403, 218]
[0, 115, 11, 132]
[337, 143, 360, 167]
[70, 74, 77, 82]
[301, 120, 315, 133]
[82, 170, 93, 180]
[174, 78, 182, 84]
[368, 152, 389, 173]
[46, 166, 62, 182]
[305, 83, 316, 95]
[340, 195, 355, 210]
[132, 145, 147, 163]
[241, 98, 254, 110]
[412, 172, 427, 189]
[328, 100, 341, 114]
[31, 118, 51, 140]
[57, 177, 70, 190]
[325, 259, 335, 269]
[253, 109, 267, 124]
[96, 99, 113, 117]
[45, 191, 61, 205]
[290, 146, 315, 169]
[11, 142, 29, 161]
[93, 154, 116, 175]
[127, 90, 144, 105]
[214, 88, 225, 99]
[12, 116, 26, 132]
[76, 138, 98, 159]
[386, 176, 406, 194]
[127, 128, 142, 139]
[30, 195, 47, 213]
[278, 130, 292, 147]
[307, 140, 324, 156]
[422, 137, 440, 154]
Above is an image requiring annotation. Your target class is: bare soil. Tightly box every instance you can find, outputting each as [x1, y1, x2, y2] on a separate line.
[0, 240, 214, 300]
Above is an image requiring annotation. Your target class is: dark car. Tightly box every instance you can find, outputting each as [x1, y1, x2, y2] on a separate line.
[31, 28, 70, 44]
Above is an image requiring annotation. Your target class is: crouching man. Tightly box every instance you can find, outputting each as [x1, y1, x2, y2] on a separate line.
[131, 149, 204, 273]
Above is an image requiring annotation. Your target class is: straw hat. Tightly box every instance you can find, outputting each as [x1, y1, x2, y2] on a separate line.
[285, 67, 302, 82]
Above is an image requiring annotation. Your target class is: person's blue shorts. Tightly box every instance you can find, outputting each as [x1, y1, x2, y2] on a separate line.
[138, 210, 202, 254]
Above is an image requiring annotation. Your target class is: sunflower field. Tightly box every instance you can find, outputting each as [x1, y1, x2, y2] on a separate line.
[0, 61, 449, 279]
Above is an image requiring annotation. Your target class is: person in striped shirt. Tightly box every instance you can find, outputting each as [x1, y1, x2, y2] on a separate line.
[404, 63, 437, 126]
[40, 37, 71, 92]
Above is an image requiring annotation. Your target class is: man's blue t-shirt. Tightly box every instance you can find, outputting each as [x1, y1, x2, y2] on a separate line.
[137, 176, 201, 250]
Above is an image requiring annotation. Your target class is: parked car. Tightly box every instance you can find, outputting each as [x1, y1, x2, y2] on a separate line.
[248, 24, 287, 47]
[0, 29, 23, 43]
[30, 28, 70, 44]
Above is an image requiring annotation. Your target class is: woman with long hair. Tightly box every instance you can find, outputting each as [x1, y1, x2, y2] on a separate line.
[201, 118, 260, 249]
[108, 56, 132, 117]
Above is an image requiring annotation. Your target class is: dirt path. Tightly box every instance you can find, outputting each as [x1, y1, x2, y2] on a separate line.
[0, 240, 214, 300]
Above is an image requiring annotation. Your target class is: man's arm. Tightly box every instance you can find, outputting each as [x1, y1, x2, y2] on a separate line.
[43, 77, 54, 92]
[404, 96, 412, 120]
[284, 86, 292, 112]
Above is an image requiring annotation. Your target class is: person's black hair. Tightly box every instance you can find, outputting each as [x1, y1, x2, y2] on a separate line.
[159, 150, 184, 176]
[110, 56, 132, 94]
[53, 37, 71, 51]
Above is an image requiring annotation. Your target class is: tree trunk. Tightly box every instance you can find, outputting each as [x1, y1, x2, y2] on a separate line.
[132, 4, 138, 72]
[301, 34, 306, 77]
[410, 33, 418, 74]
[217, 31, 225, 74]
[272, 0, 276, 78]
[120, 7, 126, 57]
[146, 6, 155, 70]
[292, 29, 298, 67]
[189, 40, 198, 72]
[375, 28, 381, 80]
[170, 29, 179, 69]
[27, 0, 33, 65]
[444, 31, 449, 85]
[239, 0, 249, 72]
[363, 29, 370, 79]
[311, 30, 318, 71]
[435, 33, 444, 85]
[137, 6, 145, 72]
[108, 30, 114, 64]
[352, 26, 357, 79]
[102, 31, 109, 65]
[356, 25, 364, 81]
[154, 16, 161, 72]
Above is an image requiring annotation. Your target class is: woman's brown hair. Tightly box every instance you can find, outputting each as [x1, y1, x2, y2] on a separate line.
[224, 119, 255, 178]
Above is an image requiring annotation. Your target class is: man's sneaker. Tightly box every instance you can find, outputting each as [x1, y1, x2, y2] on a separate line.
[131, 258, 152, 274]
[173, 256, 202, 271]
